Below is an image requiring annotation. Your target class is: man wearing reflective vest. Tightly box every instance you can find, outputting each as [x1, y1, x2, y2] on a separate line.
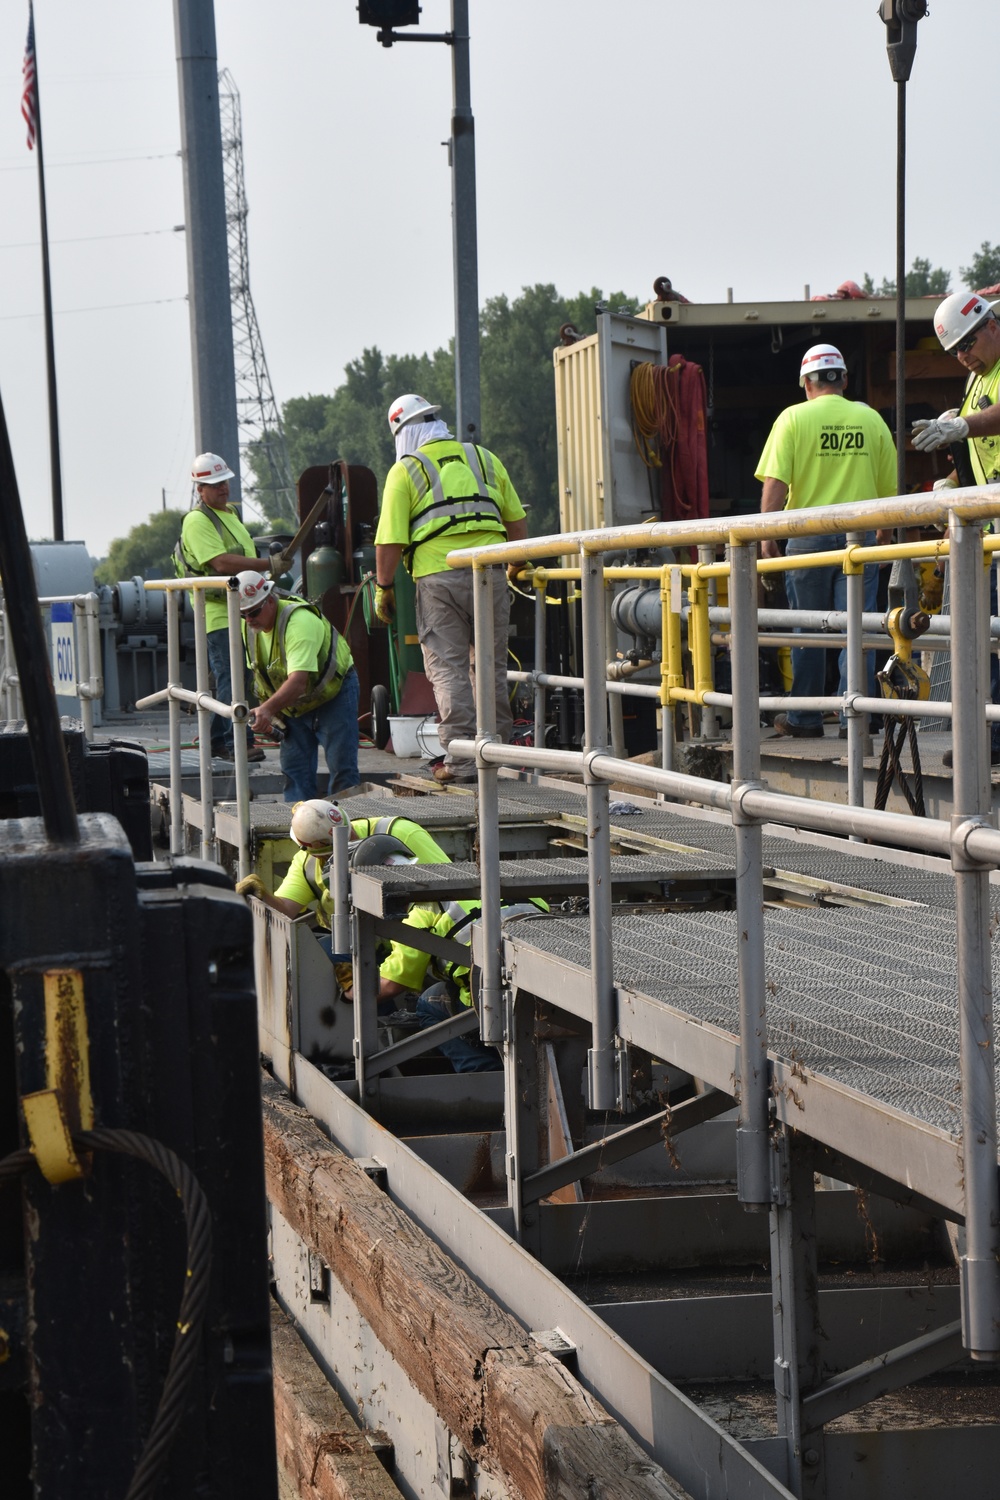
[374, 393, 528, 783]
[912, 291, 1000, 764]
[177, 452, 270, 761]
[236, 572, 359, 801]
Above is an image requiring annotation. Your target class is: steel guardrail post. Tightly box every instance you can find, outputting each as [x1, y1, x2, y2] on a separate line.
[226, 580, 251, 880]
[329, 819, 351, 960]
[605, 583, 626, 760]
[729, 539, 771, 1211]
[948, 512, 1000, 1361]
[697, 545, 719, 740]
[533, 575, 546, 752]
[473, 562, 503, 1046]
[191, 587, 216, 861]
[844, 531, 867, 822]
[166, 588, 184, 857]
[581, 547, 617, 1111]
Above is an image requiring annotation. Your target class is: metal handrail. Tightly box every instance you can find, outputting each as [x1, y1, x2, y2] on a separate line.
[137, 576, 250, 879]
[451, 490, 1000, 1363]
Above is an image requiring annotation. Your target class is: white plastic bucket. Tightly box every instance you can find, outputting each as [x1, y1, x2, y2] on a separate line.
[388, 714, 443, 760]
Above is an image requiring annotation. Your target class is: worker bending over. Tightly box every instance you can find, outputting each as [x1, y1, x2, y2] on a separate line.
[236, 572, 360, 801]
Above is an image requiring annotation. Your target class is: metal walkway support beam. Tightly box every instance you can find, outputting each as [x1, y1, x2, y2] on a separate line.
[729, 539, 771, 1209]
[581, 548, 617, 1110]
[948, 513, 1000, 1361]
[173, 0, 241, 490]
[473, 562, 503, 1045]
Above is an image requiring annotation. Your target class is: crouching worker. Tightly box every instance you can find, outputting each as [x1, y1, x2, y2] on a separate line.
[376, 896, 549, 1073]
[235, 798, 449, 967]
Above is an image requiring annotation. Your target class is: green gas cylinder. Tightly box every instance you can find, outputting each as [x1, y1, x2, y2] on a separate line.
[306, 523, 343, 601]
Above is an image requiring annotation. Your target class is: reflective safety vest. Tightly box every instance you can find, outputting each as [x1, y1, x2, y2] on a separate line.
[174, 501, 255, 604]
[959, 358, 1000, 486]
[301, 818, 443, 927]
[434, 897, 548, 1006]
[400, 442, 507, 570]
[249, 596, 352, 718]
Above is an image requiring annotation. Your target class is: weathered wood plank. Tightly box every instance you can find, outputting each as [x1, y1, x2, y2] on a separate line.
[262, 1073, 690, 1500]
[271, 1302, 401, 1500]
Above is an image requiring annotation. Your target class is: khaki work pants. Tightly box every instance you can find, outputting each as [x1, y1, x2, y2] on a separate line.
[414, 565, 513, 768]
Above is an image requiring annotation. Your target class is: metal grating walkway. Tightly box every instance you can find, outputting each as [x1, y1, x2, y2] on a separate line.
[520, 903, 981, 1136]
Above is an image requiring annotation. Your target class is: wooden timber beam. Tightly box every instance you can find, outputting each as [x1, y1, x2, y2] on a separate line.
[271, 1303, 400, 1500]
[262, 1074, 690, 1500]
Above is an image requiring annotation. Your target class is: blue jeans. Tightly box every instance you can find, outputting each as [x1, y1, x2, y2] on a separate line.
[784, 534, 878, 729]
[416, 983, 502, 1073]
[280, 668, 360, 802]
[207, 628, 254, 752]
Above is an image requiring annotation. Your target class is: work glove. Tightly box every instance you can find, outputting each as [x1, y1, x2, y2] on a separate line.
[236, 873, 267, 898]
[911, 411, 968, 452]
[374, 584, 396, 624]
[333, 961, 354, 993]
[933, 476, 958, 492]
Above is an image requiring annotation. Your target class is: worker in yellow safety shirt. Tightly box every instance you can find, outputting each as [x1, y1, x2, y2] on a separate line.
[373, 393, 527, 784]
[911, 291, 1000, 767]
[235, 798, 449, 973]
[235, 572, 359, 801]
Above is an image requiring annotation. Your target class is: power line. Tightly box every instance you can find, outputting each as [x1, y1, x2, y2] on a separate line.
[0, 150, 179, 174]
[0, 295, 187, 322]
[0, 225, 185, 251]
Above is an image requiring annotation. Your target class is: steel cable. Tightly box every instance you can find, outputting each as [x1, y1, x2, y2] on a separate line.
[0, 1126, 212, 1500]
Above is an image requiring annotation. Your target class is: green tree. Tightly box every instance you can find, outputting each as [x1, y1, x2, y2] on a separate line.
[861, 257, 951, 298]
[263, 284, 637, 537]
[94, 509, 188, 584]
[959, 241, 1000, 291]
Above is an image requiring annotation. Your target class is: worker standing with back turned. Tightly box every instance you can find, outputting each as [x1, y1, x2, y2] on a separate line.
[756, 345, 897, 739]
[373, 394, 528, 783]
[176, 453, 270, 761]
[912, 290, 1000, 766]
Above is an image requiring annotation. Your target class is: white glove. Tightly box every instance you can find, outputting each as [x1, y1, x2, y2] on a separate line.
[911, 412, 968, 452]
[933, 476, 958, 492]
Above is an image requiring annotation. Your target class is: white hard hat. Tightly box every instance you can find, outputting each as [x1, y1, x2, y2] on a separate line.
[387, 393, 441, 438]
[799, 344, 847, 387]
[932, 290, 998, 352]
[192, 452, 235, 485]
[235, 571, 275, 613]
[290, 798, 347, 849]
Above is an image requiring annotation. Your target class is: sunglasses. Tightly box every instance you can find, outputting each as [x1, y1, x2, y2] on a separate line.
[955, 320, 991, 355]
[244, 601, 267, 621]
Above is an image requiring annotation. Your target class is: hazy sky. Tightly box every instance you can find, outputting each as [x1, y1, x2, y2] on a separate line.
[0, 0, 993, 560]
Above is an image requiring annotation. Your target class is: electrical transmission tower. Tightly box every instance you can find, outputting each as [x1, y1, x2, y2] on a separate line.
[218, 68, 297, 524]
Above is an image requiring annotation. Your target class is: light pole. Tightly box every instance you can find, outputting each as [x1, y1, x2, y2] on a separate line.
[359, 0, 481, 442]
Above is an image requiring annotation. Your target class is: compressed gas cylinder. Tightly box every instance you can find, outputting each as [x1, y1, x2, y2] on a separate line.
[306, 524, 343, 601]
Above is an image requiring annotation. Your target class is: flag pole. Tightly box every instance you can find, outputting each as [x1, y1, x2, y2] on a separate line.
[23, 3, 64, 542]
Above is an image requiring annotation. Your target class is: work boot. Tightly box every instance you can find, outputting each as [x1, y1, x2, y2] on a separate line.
[772, 714, 824, 740]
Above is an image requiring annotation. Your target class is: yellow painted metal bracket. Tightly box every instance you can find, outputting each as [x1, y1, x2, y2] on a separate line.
[21, 969, 94, 1185]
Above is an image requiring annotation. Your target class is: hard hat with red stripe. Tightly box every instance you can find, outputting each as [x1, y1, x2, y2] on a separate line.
[386, 394, 441, 438]
[932, 290, 999, 352]
[191, 452, 235, 485]
[799, 344, 847, 388]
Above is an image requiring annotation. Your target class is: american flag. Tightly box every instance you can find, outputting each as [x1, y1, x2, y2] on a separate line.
[21, 4, 37, 150]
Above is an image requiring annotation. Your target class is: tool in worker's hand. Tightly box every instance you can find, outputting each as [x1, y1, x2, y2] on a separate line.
[268, 487, 334, 578]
